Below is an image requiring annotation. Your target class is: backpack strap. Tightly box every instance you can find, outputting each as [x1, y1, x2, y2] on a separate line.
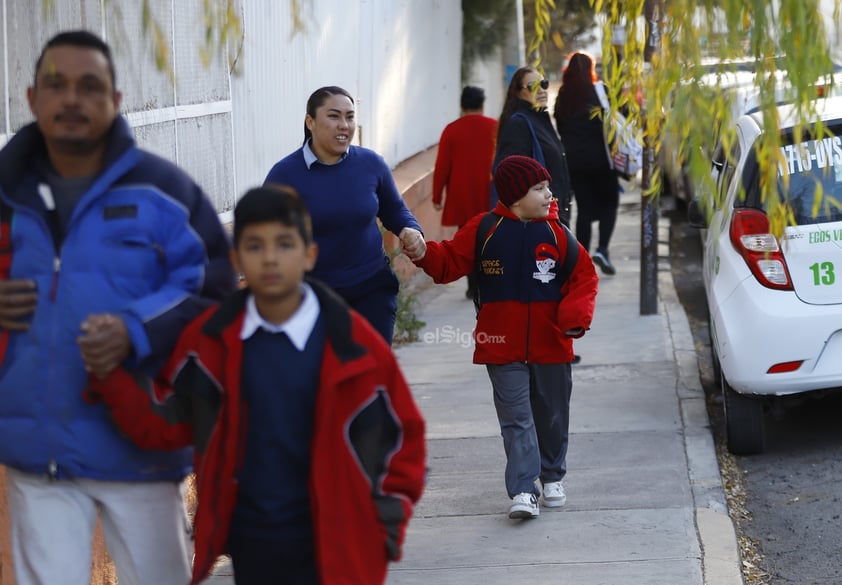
[554, 220, 580, 286]
[509, 112, 546, 167]
[473, 212, 502, 314]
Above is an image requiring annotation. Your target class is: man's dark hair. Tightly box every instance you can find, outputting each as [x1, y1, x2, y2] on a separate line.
[461, 86, 485, 110]
[34, 30, 117, 88]
[234, 185, 313, 246]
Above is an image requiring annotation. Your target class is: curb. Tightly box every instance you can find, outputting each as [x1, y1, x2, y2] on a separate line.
[658, 222, 744, 585]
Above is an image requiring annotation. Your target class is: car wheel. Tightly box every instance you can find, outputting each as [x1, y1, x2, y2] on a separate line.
[722, 373, 765, 455]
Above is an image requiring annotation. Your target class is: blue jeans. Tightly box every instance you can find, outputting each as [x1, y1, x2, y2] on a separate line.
[486, 362, 573, 498]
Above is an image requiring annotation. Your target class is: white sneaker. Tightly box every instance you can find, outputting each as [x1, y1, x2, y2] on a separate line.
[509, 492, 539, 519]
[542, 481, 567, 508]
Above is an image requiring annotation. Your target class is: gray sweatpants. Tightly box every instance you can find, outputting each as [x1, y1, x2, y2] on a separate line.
[486, 362, 573, 498]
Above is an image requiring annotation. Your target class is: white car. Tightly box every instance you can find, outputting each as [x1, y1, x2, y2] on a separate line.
[688, 95, 842, 455]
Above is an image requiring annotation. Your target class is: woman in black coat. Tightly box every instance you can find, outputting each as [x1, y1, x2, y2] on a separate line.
[554, 52, 620, 275]
[495, 67, 573, 226]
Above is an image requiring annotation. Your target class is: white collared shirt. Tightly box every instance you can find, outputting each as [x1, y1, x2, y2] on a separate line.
[302, 139, 349, 169]
[239, 283, 320, 351]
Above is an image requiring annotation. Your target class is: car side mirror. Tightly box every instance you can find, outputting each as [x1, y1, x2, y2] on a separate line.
[687, 197, 708, 228]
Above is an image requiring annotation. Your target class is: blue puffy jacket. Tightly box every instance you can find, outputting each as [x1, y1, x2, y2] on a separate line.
[0, 116, 235, 481]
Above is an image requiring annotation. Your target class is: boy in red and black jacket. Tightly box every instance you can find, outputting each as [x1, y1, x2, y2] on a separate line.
[88, 185, 426, 585]
[412, 155, 597, 520]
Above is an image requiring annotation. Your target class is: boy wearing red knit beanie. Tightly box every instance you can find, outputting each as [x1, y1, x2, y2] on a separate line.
[411, 155, 598, 519]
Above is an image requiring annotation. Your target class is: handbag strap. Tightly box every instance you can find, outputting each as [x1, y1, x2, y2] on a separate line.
[594, 81, 610, 111]
[509, 112, 546, 167]
[593, 82, 615, 167]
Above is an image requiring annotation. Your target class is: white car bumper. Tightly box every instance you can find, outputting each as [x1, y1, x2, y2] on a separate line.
[713, 277, 842, 396]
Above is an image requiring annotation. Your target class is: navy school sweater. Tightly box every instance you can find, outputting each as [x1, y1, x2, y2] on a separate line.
[264, 145, 421, 288]
[230, 315, 326, 540]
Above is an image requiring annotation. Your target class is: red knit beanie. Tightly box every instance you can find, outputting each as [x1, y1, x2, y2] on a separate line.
[493, 155, 551, 207]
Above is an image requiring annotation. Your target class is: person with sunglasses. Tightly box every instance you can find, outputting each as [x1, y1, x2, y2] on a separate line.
[493, 67, 573, 227]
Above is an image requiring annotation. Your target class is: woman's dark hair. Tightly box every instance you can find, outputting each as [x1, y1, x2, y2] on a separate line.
[234, 185, 313, 246]
[554, 52, 599, 121]
[35, 30, 117, 88]
[302, 86, 355, 145]
[497, 67, 535, 142]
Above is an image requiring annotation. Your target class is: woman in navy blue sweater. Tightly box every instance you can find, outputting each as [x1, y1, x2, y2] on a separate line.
[265, 86, 426, 344]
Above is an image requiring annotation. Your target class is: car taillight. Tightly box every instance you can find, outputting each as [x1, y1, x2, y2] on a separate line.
[729, 208, 793, 290]
[767, 360, 803, 374]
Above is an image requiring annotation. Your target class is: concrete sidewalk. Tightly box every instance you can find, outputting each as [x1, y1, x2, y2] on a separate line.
[385, 188, 743, 585]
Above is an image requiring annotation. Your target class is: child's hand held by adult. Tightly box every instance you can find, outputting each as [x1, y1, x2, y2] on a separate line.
[400, 227, 426, 261]
[77, 313, 131, 379]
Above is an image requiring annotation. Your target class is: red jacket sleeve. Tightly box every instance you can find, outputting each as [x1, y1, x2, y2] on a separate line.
[557, 238, 599, 335]
[86, 312, 217, 451]
[88, 367, 195, 451]
[375, 341, 426, 559]
[414, 210, 488, 283]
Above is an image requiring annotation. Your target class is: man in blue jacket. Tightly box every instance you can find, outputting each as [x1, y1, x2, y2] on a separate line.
[0, 30, 235, 585]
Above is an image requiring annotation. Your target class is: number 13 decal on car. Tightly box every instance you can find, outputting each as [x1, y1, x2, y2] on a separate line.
[810, 261, 836, 285]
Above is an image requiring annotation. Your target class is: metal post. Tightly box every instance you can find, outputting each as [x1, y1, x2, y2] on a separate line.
[639, 121, 658, 314]
[639, 0, 662, 315]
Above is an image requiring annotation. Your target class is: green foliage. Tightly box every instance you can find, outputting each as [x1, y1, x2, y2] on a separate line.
[523, 0, 594, 75]
[592, 0, 842, 235]
[462, 0, 516, 81]
[379, 226, 426, 345]
[526, 0, 556, 73]
[393, 286, 426, 346]
[199, 0, 244, 72]
[524, 0, 597, 75]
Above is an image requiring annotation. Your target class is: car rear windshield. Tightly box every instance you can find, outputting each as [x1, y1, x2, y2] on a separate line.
[742, 123, 842, 225]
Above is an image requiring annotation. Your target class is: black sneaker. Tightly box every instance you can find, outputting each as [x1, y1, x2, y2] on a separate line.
[592, 251, 616, 275]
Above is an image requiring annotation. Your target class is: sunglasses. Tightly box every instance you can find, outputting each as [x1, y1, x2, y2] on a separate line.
[523, 79, 549, 91]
